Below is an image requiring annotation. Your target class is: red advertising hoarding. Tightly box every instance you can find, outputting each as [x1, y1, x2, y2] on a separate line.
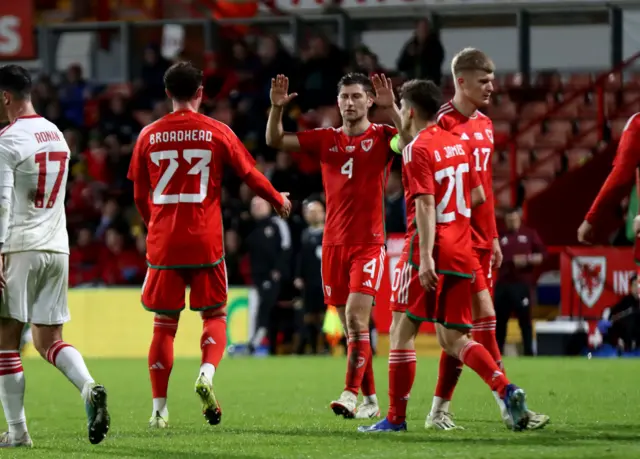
[560, 246, 637, 320]
[0, 2, 35, 60]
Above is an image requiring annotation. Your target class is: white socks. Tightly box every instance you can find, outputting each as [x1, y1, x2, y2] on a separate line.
[430, 396, 450, 415]
[0, 351, 27, 436]
[364, 394, 378, 405]
[199, 363, 215, 384]
[48, 342, 95, 393]
[152, 398, 168, 418]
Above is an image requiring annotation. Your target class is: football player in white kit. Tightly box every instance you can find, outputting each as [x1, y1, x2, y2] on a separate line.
[0, 65, 110, 448]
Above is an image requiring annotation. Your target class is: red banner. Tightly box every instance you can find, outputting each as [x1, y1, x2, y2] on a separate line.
[560, 246, 637, 321]
[0, 2, 35, 60]
[374, 234, 435, 334]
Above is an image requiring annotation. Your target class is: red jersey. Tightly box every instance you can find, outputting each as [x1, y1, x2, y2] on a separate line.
[437, 101, 498, 250]
[586, 112, 640, 263]
[296, 123, 396, 245]
[128, 110, 255, 268]
[402, 125, 479, 277]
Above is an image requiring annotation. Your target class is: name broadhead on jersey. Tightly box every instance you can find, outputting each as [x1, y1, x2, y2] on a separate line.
[401, 125, 476, 277]
[296, 123, 397, 245]
[128, 110, 255, 268]
[437, 101, 498, 250]
[0, 115, 70, 254]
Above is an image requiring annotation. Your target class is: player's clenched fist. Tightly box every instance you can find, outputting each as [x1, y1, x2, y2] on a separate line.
[419, 256, 438, 291]
[270, 75, 298, 107]
[276, 192, 292, 218]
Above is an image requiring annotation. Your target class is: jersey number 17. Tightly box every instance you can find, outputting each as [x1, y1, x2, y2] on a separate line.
[34, 151, 67, 209]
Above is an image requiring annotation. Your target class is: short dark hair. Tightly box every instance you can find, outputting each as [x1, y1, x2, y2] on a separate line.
[398, 79, 441, 121]
[337, 72, 373, 94]
[0, 65, 32, 99]
[163, 62, 203, 102]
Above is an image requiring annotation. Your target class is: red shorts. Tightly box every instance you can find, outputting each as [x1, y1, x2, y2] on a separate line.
[322, 244, 386, 306]
[471, 248, 493, 296]
[390, 259, 472, 329]
[141, 261, 227, 313]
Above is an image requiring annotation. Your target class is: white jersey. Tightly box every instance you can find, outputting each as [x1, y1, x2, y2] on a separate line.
[0, 115, 69, 254]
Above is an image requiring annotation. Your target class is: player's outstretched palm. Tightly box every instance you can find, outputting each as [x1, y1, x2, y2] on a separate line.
[270, 75, 298, 107]
[371, 73, 395, 109]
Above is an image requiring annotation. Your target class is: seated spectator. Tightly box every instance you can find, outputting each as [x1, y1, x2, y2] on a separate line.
[69, 227, 101, 287]
[98, 227, 147, 285]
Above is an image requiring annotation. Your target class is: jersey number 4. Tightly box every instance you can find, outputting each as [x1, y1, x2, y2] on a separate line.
[34, 151, 67, 209]
[435, 163, 471, 223]
[151, 149, 212, 204]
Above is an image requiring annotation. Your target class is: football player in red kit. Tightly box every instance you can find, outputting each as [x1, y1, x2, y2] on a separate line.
[389, 48, 548, 430]
[266, 73, 398, 419]
[128, 62, 291, 428]
[579, 113, 640, 259]
[359, 79, 531, 433]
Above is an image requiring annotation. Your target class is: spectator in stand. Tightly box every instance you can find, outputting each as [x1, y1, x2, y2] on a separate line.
[384, 169, 406, 233]
[98, 227, 147, 285]
[298, 36, 347, 111]
[231, 40, 260, 96]
[99, 94, 140, 144]
[138, 44, 171, 108]
[94, 198, 127, 240]
[495, 208, 546, 356]
[69, 227, 101, 287]
[58, 64, 90, 127]
[396, 18, 445, 85]
[225, 230, 245, 285]
[354, 45, 387, 77]
[45, 100, 74, 132]
[269, 151, 300, 199]
[256, 35, 295, 111]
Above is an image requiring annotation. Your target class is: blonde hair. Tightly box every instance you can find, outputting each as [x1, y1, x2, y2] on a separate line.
[451, 48, 495, 77]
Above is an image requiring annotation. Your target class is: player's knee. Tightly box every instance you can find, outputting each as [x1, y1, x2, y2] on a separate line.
[472, 290, 495, 319]
[436, 325, 467, 358]
[390, 313, 417, 349]
[0, 319, 24, 351]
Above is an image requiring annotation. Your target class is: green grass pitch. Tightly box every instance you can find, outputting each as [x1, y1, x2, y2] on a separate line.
[8, 356, 640, 458]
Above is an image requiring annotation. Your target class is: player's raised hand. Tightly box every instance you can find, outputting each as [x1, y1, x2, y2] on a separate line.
[276, 192, 292, 218]
[270, 75, 298, 107]
[371, 73, 395, 109]
[419, 256, 438, 291]
[633, 215, 640, 237]
[577, 220, 593, 245]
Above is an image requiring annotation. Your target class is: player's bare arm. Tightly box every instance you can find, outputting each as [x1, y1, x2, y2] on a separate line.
[0, 141, 15, 290]
[371, 74, 412, 148]
[415, 194, 438, 291]
[471, 184, 486, 208]
[265, 74, 300, 151]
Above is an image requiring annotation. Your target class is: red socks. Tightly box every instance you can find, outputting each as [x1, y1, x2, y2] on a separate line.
[201, 316, 227, 368]
[361, 342, 377, 397]
[386, 349, 416, 424]
[149, 317, 178, 399]
[434, 350, 463, 400]
[472, 316, 504, 371]
[344, 332, 371, 395]
[459, 341, 509, 397]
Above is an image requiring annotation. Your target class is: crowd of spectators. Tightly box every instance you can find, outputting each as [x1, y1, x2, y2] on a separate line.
[1, 19, 445, 289]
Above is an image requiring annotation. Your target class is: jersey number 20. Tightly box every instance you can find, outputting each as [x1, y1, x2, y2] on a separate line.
[151, 149, 212, 204]
[34, 151, 67, 209]
[434, 163, 471, 223]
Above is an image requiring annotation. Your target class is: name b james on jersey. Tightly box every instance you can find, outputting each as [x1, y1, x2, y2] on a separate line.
[0, 115, 70, 254]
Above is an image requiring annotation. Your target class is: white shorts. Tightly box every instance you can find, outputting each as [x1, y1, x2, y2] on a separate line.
[0, 252, 69, 325]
